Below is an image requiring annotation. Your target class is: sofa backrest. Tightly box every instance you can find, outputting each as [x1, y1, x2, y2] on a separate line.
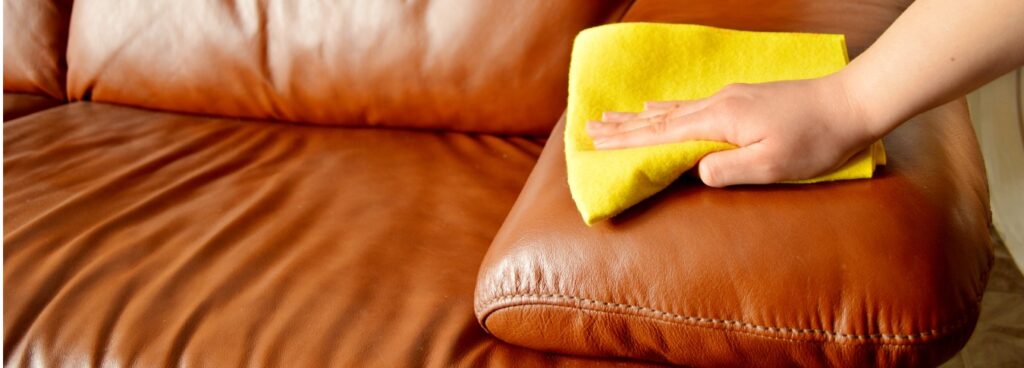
[3, 0, 73, 100]
[622, 0, 914, 58]
[64, 1, 630, 135]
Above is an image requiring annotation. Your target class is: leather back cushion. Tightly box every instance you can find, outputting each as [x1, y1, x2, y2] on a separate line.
[66, 1, 629, 135]
[4, 0, 73, 100]
[622, 0, 913, 58]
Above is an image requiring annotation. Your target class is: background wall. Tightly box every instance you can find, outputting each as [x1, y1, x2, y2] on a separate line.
[967, 68, 1024, 271]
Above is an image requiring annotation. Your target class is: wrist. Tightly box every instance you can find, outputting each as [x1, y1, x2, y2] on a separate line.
[830, 67, 900, 140]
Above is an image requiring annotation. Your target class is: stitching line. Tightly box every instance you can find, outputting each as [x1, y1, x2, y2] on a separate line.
[478, 293, 974, 341]
[493, 303, 925, 348]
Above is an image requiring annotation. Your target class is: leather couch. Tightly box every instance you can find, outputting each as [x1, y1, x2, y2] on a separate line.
[4, 0, 993, 367]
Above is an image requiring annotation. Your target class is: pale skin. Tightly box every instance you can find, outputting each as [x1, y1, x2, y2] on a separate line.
[587, 0, 1024, 187]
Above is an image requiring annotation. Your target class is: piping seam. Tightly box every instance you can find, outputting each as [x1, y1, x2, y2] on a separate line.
[478, 293, 976, 341]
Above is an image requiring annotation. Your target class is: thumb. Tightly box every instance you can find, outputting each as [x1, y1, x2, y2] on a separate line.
[698, 145, 777, 187]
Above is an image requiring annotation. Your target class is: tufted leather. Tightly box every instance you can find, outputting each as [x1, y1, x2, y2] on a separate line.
[2, 0, 72, 100]
[65, 0, 631, 135]
[475, 101, 993, 366]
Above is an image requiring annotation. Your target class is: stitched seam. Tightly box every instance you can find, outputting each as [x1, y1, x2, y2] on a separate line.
[494, 303, 946, 349]
[478, 293, 976, 341]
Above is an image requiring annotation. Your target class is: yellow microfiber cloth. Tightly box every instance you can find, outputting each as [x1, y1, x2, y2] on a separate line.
[566, 23, 886, 225]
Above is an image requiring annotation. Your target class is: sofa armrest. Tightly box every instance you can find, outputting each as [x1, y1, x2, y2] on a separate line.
[474, 100, 993, 366]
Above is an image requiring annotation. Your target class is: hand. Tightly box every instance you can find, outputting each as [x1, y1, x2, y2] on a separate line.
[586, 76, 882, 187]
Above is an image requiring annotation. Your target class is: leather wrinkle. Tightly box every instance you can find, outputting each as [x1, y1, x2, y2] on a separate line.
[80, 3, 173, 97]
[4, 123, 273, 359]
[161, 203, 310, 367]
[240, 224, 360, 368]
[90, 255, 141, 367]
[5, 123, 245, 244]
[251, 0, 284, 119]
[161, 140, 328, 363]
[159, 165, 309, 367]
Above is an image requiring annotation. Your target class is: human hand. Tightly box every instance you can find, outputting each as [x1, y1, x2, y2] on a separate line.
[586, 76, 882, 187]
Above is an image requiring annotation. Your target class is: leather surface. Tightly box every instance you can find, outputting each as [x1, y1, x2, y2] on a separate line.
[3, 0, 72, 100]
[3, 102, 656, 367]
[475, 100, 993, 367]
[3, 93, 62, 121]
[622, 0, 913, 58]
[65, 0, 631, 135]
[942, 231, 1024, 367]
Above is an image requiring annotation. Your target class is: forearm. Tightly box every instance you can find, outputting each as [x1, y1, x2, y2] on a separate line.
[837, 0, 1024, 137]
[592, 4, 1024, 186]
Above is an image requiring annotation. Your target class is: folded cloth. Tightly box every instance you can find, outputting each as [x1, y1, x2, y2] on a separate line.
[566, 23, 886, 225]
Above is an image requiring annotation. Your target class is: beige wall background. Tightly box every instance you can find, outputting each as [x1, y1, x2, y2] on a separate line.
[967, 68, 1024, 271]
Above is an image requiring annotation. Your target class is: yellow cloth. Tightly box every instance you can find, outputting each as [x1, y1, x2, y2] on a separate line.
[566, 23, 886, 225]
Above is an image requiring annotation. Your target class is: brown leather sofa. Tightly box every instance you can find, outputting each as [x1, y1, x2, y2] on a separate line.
[4, 0, 993, 367]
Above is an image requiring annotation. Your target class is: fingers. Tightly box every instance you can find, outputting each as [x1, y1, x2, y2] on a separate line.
[589, 100, 702, 136]
[644, 100, 693, 110]
[590, 99, 713, 137]
[600, 102, 680, 123]
[588, 113, 671, 137]
[591, 109, 727, 150]
[645, 99, 710, 116]
[601, 111, 640, 123]
[698, 145, 778, 187]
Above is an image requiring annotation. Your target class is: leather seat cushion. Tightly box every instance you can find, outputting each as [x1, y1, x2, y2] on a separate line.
[3, 102, 653, 367]
[4, 93, 63, 121]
